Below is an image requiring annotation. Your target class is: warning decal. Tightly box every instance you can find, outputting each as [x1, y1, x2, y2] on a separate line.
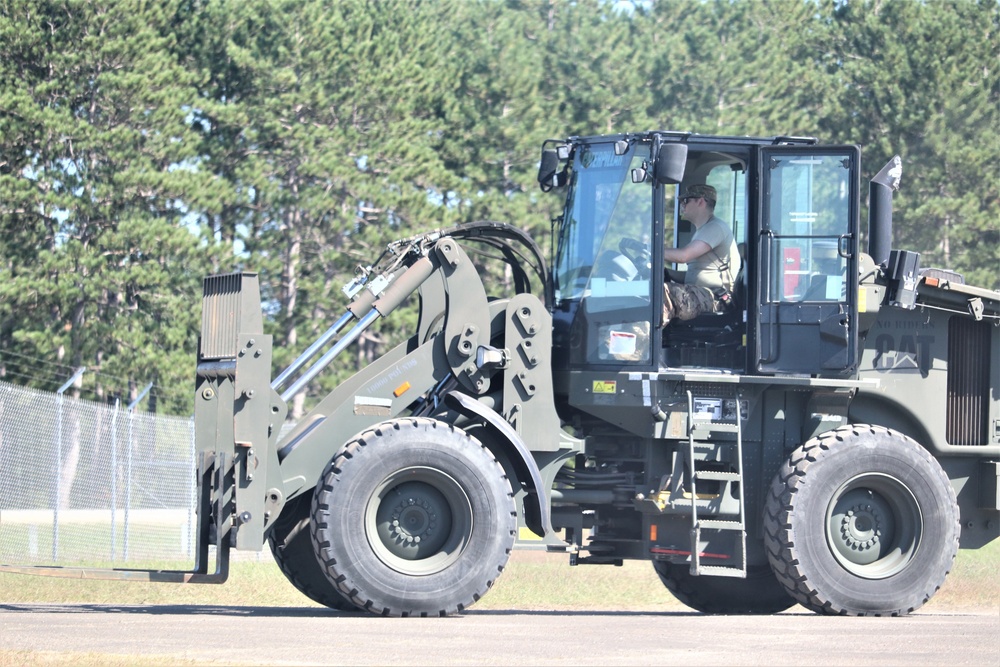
[592, 380, 617, 394]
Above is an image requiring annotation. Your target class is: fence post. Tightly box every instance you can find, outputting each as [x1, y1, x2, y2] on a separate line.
[188, 416, 196, 561]
[124, 382, 152, 561]
[53, 368, 85, 562]
[110, 397, 120, 562]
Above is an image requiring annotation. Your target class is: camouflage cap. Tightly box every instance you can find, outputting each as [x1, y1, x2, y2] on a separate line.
[681, 184, 717, 204]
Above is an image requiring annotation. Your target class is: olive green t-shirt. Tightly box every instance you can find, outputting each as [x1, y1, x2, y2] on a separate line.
[685, 216, 739, 292]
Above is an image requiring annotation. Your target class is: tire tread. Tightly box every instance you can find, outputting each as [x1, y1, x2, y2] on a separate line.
[763, 424, 960, 616]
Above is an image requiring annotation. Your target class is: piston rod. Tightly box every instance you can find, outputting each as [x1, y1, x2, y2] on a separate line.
[271, 309, 354, 391]
[280, 308, 380, 402]
[278, 254, 437, 402]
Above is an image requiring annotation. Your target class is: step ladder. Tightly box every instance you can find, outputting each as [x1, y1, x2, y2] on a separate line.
[686, 390, 747, 578]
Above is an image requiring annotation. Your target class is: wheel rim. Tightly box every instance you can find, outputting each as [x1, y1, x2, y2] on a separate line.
[825, 473, 922, 579]
[366, 466, 473, 576]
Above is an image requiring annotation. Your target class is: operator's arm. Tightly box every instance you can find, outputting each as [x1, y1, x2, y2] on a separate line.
[663, 240, 712, 265]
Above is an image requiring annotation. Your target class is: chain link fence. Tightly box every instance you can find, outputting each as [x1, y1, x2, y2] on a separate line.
[0, 380, 197, 568]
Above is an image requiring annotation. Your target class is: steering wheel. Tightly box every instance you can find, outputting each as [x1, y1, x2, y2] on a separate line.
[618, 237, 651, 279]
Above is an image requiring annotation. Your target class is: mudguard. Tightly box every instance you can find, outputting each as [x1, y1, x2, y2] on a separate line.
[444, 391, 553, 538]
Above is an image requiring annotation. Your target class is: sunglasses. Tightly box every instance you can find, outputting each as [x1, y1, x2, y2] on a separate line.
[680, 196, 701, 206]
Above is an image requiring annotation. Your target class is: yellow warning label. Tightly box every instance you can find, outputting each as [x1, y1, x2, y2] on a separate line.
[592, 380, 617, 394]
[518, 526, 541, 541]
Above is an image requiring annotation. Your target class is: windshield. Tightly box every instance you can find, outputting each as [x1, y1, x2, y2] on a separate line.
[554, 143, 652, 302]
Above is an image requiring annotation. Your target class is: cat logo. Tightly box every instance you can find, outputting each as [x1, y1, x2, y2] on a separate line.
[872, 334, 933, 375]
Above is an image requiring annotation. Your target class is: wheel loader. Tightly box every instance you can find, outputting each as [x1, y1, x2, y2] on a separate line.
[5, 131, 999, 617]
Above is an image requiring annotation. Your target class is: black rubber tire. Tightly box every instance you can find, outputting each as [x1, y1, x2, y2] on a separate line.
[652, 560, 796, 614]
[267, 493, 359, 611]
[310, 417, 517, 617]
[763, 424, 960, 616]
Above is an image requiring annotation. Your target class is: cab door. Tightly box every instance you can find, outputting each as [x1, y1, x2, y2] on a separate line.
[753, 146, 861, 376]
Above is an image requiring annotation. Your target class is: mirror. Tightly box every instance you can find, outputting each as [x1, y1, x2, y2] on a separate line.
[654, 143, 688, 185]
[538, 148, 559, 183]
[537, 148, 565, 189]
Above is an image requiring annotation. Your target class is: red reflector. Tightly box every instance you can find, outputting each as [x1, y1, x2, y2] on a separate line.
[650, 546, 730, 559]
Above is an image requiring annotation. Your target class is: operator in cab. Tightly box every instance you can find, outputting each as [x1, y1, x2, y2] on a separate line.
[662, 184, 740, 326]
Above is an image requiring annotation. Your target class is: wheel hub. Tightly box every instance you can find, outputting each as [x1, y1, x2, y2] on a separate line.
[376, 481, 451, 559]
[838, 502, 884, 552]
[388, 496, 439, 545]
[365, 466, 473, 576]
[825, 473, 920, 579]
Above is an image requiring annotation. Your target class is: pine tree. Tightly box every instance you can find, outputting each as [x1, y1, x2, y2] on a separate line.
[0, 0, 228, 413]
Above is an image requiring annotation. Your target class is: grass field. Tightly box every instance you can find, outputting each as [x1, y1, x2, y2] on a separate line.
[1, 539, 997, 612]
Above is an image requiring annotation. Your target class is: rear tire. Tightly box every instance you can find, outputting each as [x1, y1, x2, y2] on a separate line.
[310, 418, 517, 616]
[763, 424, 960, 616]
[652, 560, 795, 614]
[268, 494, 359, 611]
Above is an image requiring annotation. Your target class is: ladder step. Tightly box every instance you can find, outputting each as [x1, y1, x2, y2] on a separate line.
[685, 390, 747, 583]
[694, 564, 747, 578]
[697, 519, 744, 531]
[695, 470, 741, 482]
[690, 422, 741, 435]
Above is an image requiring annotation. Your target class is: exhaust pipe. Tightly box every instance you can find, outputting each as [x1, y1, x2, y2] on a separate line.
[867, 155, 902, 267]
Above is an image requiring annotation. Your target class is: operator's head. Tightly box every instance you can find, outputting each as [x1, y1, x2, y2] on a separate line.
[680, 184, 717, 210]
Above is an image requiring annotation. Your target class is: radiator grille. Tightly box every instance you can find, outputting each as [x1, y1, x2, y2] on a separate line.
[200, 273, 244, 360]
[946, 316, 991, 446]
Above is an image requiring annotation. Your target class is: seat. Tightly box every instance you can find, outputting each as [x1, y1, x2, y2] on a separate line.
[664, 242, 746, 348]
[665, 303, 742, 347]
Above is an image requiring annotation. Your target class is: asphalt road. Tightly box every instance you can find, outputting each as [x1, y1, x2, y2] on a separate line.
[0, 603, 997, 666]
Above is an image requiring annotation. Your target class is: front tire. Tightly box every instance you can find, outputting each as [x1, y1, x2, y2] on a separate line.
[310, 418, 517, 617]
[652, 560, 795, 614]
[764, 424, 960, 616]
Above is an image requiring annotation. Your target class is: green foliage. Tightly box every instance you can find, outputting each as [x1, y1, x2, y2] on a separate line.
[812, 0, 999, 284]
[0, 0, 995, 414]
[0, 0, 230, 413]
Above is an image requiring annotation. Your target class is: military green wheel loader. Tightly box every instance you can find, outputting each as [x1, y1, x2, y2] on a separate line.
[5, 131, 998, 617]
